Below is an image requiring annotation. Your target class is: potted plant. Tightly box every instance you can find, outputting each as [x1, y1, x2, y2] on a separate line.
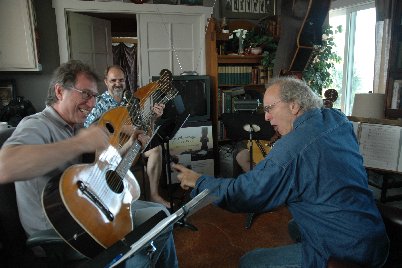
[302, 25, 342, 96]
[244, 29, 276, 55]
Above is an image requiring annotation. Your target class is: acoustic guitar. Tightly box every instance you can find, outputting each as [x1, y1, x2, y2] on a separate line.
[248, 132, 280, 165]
[250, 140, 270, 164]
[277, 0, 331, 76]
[42, 71, 178, 258]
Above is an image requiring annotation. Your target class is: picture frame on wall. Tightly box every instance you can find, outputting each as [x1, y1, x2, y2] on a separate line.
[0, 79, 16, 108]
[180, 0, 203, 5]
[221, 0, 276, 20]
[153, 0, 178, 4]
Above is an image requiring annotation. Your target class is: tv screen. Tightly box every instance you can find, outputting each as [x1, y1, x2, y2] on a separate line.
[152, 75, 211, 123]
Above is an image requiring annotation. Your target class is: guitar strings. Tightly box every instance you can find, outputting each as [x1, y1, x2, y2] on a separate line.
[94, 73, 173, 198]
[85, 3, 218, 204]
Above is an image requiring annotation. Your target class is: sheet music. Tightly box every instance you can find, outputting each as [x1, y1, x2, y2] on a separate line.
[351, 121, 360, 139]
[359, 123, 402, 171]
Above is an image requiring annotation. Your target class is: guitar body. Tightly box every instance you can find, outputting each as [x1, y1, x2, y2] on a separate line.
[97, 106, 132, 149]
[288, 0, 331, 73]
[43, 107, 142, 258]
[273, 0, 331, 76]
[249, 140, 271, 165]
[43, 148, 140, 258]
[133, 82, 159, 110]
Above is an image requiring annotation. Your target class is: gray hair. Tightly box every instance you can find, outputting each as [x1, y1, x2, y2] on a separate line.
[46, 60, 99, 106]
[266, 76, 323, 112]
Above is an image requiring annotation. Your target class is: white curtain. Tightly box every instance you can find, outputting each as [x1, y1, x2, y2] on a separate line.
[373, 0, 393, 93]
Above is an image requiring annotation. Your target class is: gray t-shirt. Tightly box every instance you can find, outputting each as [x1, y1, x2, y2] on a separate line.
[4, 106, 82, 236]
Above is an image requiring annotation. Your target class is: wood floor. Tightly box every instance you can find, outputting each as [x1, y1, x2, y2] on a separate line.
[173, 204, 294, 268]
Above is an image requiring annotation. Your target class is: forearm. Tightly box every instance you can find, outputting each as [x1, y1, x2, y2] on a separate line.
[0, 137, 89, 183]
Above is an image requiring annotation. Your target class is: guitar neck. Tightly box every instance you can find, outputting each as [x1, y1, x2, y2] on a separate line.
[255, 140, 268, 158]
[116, 140, 142, 178]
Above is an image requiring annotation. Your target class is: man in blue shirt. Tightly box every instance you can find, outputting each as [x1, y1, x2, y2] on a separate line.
[85, 65, 170, 208]
[173, 77, 389, 267]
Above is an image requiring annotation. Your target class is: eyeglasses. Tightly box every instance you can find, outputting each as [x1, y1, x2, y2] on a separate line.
[263, 100, 282, 113]
[70, 87, 98, 100]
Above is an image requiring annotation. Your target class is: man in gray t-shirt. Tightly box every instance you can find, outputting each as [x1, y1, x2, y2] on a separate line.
[0, 60, 178, 267]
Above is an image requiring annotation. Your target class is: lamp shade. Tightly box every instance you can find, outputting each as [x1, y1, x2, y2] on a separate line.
[352, 93, 385, 119]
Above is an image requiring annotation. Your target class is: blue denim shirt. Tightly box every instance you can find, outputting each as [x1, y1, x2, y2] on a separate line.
[84, 91, 119, 128]
[192, 108, 389, 267]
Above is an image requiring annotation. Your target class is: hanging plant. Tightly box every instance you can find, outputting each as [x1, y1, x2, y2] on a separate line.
[302, 25, 342, 95]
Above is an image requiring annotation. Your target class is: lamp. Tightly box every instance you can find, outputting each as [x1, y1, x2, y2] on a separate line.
[351, 93, 385, 119]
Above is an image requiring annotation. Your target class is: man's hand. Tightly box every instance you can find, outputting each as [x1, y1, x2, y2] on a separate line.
[152, 103, 165, 118]
[137, 133, 150, 148]
[76, 125, 110, 153]
[171, 163, 201, 190]
[119, 127, 149, 155]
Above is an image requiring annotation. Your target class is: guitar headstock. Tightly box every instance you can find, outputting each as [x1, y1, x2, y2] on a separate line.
[158, 69, 173, 92]
[156, 69, 178, 102]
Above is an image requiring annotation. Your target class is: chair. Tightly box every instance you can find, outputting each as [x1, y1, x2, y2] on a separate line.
[0, 127, 86, 267]
[326, 203, 402, 267]
[377, 203, 402, 267]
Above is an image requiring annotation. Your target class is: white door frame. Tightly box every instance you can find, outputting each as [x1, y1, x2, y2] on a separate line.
[52, 0, 212, 85]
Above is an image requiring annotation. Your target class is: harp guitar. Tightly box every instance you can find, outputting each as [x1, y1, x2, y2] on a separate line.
[42, 70, 177, 258]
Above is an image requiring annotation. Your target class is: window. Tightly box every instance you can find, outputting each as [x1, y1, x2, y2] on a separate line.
[329, 1, 376, 115]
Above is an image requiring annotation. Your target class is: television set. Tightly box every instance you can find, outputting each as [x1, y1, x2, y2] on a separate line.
[151, 75, 211, 123]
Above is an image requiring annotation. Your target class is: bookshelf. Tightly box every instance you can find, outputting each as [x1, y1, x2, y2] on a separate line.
[206, 18, 275, 174]
[206, 18, 276, 139]
[385, 0, 402, 118]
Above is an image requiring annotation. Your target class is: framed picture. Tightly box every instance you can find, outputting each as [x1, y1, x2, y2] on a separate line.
[0, 79, 16, 107]
[180, 0, 202, 5]
[153, 0, 178, 4]
[221, 0, 276, 19]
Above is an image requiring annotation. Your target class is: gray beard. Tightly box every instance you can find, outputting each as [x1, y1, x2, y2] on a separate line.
[112, 88, 124, 100]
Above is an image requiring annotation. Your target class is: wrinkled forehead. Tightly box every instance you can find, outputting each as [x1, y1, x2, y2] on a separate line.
[264, 84, 281, 103]
[76, 73, 98, 91]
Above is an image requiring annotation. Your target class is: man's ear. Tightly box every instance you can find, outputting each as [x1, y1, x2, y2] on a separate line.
[104, 78, 108, 88]
[55, 84, 64, 101]
[290, 101, 301, 115]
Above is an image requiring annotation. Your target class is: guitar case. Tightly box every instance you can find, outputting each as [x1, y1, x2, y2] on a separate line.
[0, 96, 36, 127]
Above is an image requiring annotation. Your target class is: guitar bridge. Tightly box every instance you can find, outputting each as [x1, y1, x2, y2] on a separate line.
[77, 180, 114, 221]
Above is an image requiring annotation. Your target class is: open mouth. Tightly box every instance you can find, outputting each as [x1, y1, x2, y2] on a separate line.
[79, 108, 90, 116]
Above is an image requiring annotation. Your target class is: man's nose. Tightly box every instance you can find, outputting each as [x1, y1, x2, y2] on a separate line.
[265, 112, 272, 121]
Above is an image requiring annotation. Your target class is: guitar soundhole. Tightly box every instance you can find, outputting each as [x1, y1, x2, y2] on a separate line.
[105, 170, 124, 193]
[105, 122, 114, 134]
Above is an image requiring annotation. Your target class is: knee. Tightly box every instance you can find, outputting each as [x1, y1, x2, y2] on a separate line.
[239, 249, 261, 268]
[236, 149, 249, 164]
[288, 219, 301, 242]
[144, 146, 162, 159]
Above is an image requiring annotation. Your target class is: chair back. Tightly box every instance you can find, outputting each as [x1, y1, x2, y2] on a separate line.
[0, 127, 31, 260]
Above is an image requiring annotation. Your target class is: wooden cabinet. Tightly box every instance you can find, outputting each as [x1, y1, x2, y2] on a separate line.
[0, 0, 40, 71]
[385, 0, 402, 118]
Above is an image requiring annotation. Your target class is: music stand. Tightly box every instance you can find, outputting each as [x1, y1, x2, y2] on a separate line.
[81, 188, 217, 268]
[221, 112, 275, 229]
[150, 113, 190, 207]
[221, 112, 275, 141]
